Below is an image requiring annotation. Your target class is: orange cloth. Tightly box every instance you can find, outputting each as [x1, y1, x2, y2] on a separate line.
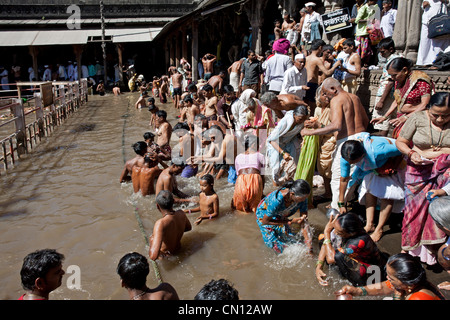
[232, 173, 263, 213]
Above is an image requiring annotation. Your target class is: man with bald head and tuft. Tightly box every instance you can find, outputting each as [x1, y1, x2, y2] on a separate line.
[301, 77, 369, 210]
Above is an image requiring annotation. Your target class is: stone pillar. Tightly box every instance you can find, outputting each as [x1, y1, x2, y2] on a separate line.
[244, 0, 268, 56]
[116, 44, 124, 87]
[175, 31, 181, 68]
[169, 36, 175, 67]
[191, 19, 199, 83]
[28, 46, 39, 81]
[392, 0, 422, 63]
[73, 44, 83, 81]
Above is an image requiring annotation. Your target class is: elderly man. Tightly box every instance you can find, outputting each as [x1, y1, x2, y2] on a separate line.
[301, 77, 369, 210]
[280, 53, 308, 99]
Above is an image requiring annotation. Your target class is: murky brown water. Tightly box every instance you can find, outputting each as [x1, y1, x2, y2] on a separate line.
[0, 93, 359, 300]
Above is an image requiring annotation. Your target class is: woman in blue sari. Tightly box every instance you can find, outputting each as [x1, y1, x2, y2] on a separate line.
[256, 179, 312, 254]
[339, 133, 405, 242]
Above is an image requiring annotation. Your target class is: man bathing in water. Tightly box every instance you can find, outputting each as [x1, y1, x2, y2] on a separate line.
[155, 157, 195, 203]
[149, 190, 192, 260]
[119, 141, 147, 183]
[131, 154, 162, 196]
[155, 110, 172, 161]
[202, 53, 217, 81]
[171, 69, 183, 110]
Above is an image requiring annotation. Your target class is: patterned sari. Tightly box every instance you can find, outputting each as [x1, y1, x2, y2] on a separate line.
[255, 189, 307, 253]
[392, 70, 434, 139]
[401, 154, 449, 252]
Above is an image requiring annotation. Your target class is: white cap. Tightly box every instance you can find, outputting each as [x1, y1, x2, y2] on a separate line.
[44, 65, 49, 68]
[305, 2, 316, 6]
[295, 53, 305, 61]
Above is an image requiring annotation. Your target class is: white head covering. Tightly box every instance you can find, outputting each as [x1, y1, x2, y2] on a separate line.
[305, 2, 316, 6]
[295, 53, 305, 61]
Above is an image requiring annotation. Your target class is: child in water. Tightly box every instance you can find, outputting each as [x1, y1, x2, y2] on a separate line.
[184, 174, 219, 225]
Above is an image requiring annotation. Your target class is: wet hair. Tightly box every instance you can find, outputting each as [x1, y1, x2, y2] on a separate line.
[20, 249, 65, 291]
[202, 84, 213, 92]
[194, 279, 239, 300]
[183, 95, 194, 104]
[147, 97, 155, 104]
[386, 253, 430, 287]
[336, 212, 366, 236]
[243, 134, 258, 151]
[173, 122, 190, 132]
[259, 91, 278, 105]
[187, 83, 197, 93]
[223, 84, 235, 94]
[200, 174, 215, 193]
[133, 141, 148, 156]
[386, 57, 413, 71]
[429, 195, 450, 231]
[171, 156, 186, 168]
[156, 110, 167, 120]
[342, 38, 355, 47]
[377, 37, 395, 50]
[276, 179, 311, 199]
[148, 104, 158, 112]
[116, 252, 149, 289]
[322, 44, 334, 53]
[341, 140, 366, 162]
[143, 132, 155, 141]
[156, 190, 175, 209]
[427, 92, 449, 110]
[311, 39, 326, 51]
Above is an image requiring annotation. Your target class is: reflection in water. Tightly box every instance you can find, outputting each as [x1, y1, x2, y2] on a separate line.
[0, 93, 349, 300]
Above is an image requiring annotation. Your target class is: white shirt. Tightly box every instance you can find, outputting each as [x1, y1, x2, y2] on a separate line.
[81, 65, 89, 79]
[42, 68, 51, 81]
[264, 53, 293, 92]
[280, 65, 307, 98]
[380, 8, 397, 38]
[231, 99, 249, 137]
[28, 67, 35, 82]
[58, 65, 66, 79]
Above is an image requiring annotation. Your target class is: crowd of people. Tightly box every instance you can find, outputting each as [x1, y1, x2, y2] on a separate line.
[16, 0, 450, 301]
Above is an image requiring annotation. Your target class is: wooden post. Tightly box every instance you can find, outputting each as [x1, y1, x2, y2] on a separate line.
[12, 98, 27, 157]
[191, 19, 199, 83]
[34, 94, 45, 139]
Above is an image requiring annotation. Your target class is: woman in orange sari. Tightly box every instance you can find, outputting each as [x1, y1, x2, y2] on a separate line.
[231, 134, 265, 213]
[371, 57, 434, 138]
[337, 253, 445, 300]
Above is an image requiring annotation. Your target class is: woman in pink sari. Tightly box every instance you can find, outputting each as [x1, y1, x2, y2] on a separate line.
[243, 94, 275, 150]
[395, 92, 450, 266]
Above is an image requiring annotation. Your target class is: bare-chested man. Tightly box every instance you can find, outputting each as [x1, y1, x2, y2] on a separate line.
[300, 77, 369, 210]
[260, 91, 308, 119]
[171, 69, 183, 109]
[155, 110, 172, 161]
[339, 38, 362, 95]
[155, 157, 192, 203]
[201, 84, 218, 121]
[201, 53, 216, 81]
[119, 141, 147, 183]
[149, 190, 192, 260]
[207, 71, 226, 96]
[133, 154, 162, 196]
[179, 95, 200, 129]
[227, 58, 244, 94]
[305, 39, 342, 114]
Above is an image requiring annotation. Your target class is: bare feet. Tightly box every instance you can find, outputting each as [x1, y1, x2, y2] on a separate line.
[437, 281, 450, 291]
[364, 224, 375, 234]
[370, 228, 384, 242]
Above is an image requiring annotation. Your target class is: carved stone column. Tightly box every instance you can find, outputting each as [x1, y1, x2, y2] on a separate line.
[244, 0, 268, 56]
[392, 0, 422, 63]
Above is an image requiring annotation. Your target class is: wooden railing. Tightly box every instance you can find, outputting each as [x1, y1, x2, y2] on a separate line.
[0, 79, 88, 174]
